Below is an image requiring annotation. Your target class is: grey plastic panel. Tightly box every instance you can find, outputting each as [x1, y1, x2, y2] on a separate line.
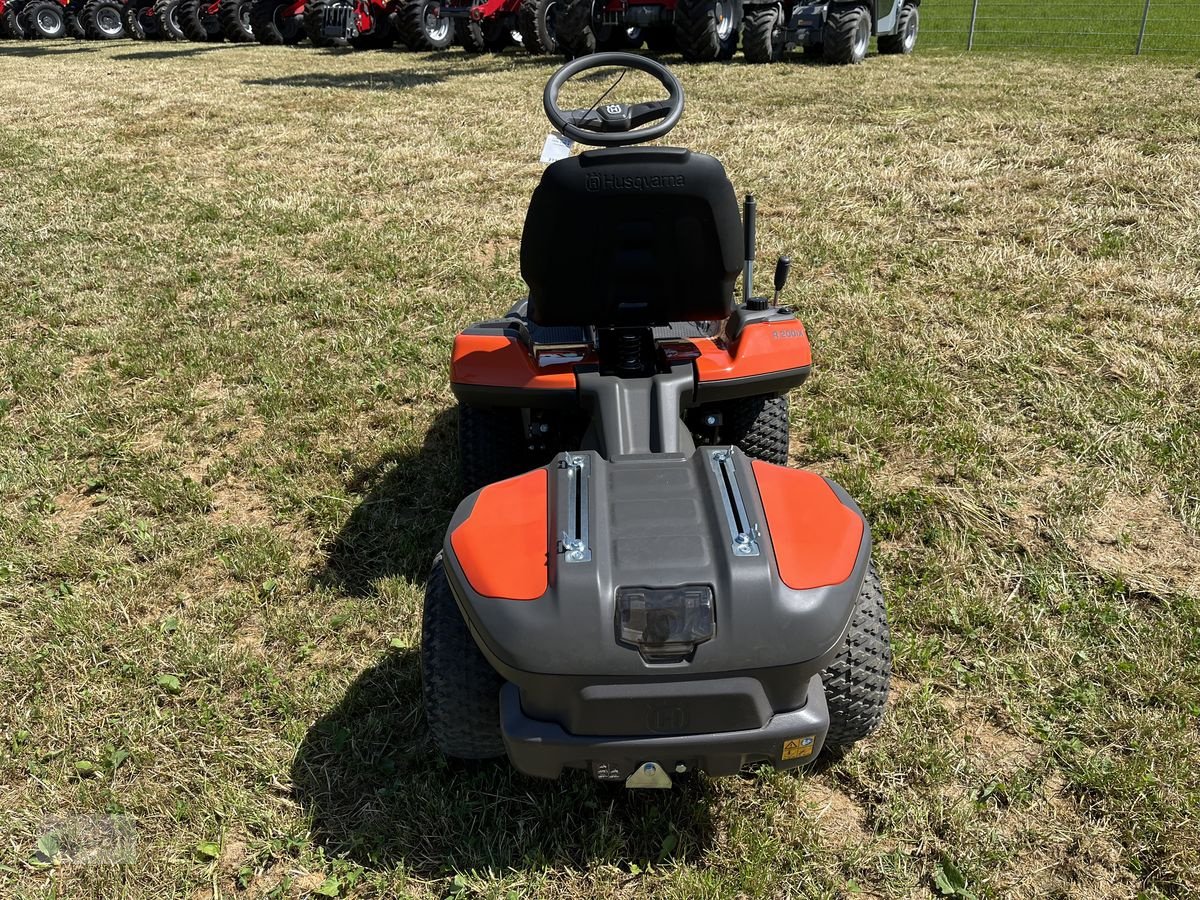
[442, 445, 870, 680]
[500, 675, 830, 780]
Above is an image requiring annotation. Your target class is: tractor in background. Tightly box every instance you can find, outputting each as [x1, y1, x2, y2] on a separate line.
[556, 0, 741, 60]
[436, 0, 558, 54]
[742, 0, 919, 63]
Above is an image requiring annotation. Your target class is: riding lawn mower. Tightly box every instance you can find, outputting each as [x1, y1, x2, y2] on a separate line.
[421, 53, 892, 787]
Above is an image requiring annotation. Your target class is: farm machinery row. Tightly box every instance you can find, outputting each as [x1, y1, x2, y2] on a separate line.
[0, 0, 919, 64]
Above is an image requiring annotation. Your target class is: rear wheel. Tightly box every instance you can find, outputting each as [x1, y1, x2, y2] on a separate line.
[877, 0, 916, 54]
[725, 393, 790, 464]
[458, 404, 532, 496]
[20, 0, 67, 37]
[396, 0, 452, 48]
[179, 0, 224, 38]
[673, 0, 740, 61]
[821, 562, 891, 753]
[217, 0, 252, 38]
[516, 0, 554, 53]
[249, 0, 303, 42]
[154, 0, 185, 37]
[741, 2, 781, 61]
[421, 556, 505, 760]
[81, 0, 125, 35]
[822, 2, 869, 64]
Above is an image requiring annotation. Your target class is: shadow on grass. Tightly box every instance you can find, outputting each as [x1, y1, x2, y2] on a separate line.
[291, 647, 717, 875]
[0, 43, 100, 57]
[245, 52, 551, 91]
[318, 406, 460, 594]
[112, 45, 237, 60]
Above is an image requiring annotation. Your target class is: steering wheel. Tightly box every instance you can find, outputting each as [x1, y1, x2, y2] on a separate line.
[543, 52, 685, 148]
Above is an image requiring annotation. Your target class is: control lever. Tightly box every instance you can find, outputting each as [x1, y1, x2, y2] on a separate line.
[742, 194, 756, 305]
[773, 256, 791, 305]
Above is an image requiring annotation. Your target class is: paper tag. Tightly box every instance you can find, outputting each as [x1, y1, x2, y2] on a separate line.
[540, 131, 574, 164]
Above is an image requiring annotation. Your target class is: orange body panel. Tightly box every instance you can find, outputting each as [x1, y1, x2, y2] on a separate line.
[450, 469, 548, 601]
[693, 321, 812, 382]
[451, 333, 578, 390]
[751, 461, 863, 591]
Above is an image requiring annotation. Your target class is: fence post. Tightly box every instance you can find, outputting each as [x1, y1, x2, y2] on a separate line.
[967, 0, 980, 50]
[1135, 0, 1151, 54]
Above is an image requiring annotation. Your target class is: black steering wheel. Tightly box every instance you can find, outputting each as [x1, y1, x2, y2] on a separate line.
[543, 52, 685, 148]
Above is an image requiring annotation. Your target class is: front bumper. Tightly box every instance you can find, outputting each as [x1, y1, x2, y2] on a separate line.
[500, 675, 829, 781]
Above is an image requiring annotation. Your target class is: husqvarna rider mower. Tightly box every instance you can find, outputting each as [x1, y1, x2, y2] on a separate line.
[421, 52, 891, 788]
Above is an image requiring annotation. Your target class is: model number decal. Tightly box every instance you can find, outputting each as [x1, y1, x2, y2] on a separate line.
[772, 329, 805, 340]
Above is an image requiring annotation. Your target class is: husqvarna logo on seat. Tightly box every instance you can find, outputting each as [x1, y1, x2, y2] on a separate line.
[585, 173, 687, 192]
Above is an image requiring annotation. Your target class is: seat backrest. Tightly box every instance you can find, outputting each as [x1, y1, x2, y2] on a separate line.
[520, 147, 743, 328]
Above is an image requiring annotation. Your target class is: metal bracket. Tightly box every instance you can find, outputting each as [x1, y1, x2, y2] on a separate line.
[709, 448, 761, 558]
[558, 454, 591, 564]
[625, 761, 673, 789]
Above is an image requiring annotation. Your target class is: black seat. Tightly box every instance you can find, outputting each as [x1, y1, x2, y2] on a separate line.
[520, 147, 743, 328]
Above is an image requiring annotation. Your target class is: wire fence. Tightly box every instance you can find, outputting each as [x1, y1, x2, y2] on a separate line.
[920, 0, 1200, 54]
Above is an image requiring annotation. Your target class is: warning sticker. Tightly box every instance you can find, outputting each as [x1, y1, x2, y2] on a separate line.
[782, 736, 816, 760]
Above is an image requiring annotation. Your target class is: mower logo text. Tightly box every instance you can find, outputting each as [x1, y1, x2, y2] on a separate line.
[586, 173, 687, 192]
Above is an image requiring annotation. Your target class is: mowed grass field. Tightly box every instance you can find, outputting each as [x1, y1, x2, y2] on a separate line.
[2, 39, 1200, 900]
[920, 0, 1200, 53]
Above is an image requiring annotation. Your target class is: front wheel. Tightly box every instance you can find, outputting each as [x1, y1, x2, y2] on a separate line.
[821, 562, 892, 753]
[249, 0, 303, 43]
[154, 0, 186, 38]
[822, 2, 869, 64]
[554, 0, 596, 57]
[20, 0, 67, 38]
[217, 0, 253, 39]
[673, 0, 740, 61]
[81, 0, 126, 36]
[1, 0, 32, 37]
[516, 0, 555, 53]
[421, 556, 506, 760]
[741, 3, 782, 62]
[877, 1, 916, 54]
[396, 0, 454, 49]
[179, 0, 224, 39]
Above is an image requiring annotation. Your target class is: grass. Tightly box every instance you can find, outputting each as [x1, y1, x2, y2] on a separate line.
[920, 0, 1200, 53]
[1, 37, 1199, 900]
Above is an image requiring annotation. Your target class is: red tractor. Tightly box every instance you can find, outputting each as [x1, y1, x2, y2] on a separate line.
[5, 0, 125, 37]
[175, 0, 252, 39]
[437, 0, 556, 54]
[304, 0, 398, 48]
[556, 0, 741, 60]
[11, 0, 69, 37]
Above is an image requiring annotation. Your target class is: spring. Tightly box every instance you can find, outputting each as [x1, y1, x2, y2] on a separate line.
[617, 332, 642, 373]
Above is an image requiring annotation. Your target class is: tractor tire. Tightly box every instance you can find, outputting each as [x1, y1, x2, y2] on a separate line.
[741, 2, 782, 61]
[877, 0, 916, 54]
[822, 2, 869, 64]
[1, 0, 31, 37]
[458, 403, 531, 496]
[217, 0, 251, 38]
[125, 0, 162, 36]
[81, 0, 125, 35]
[421, 555, 506, 760]
[516, 0, 555, 54]
[460, 14, 511, 51]
[396, 0, 452, 48]
[673, 0, 739, 61]
[303, 0, 342, 45]
[179, 0, 224, 38]
[154, 0, 185, 37]
[723, 393, 789, 464]
[821, 562, 891, 753]
[64, 0, 85, 36]
[20, 0, 67, 37]
[554, 0, 594, 56]
[249, 0, 302, 42]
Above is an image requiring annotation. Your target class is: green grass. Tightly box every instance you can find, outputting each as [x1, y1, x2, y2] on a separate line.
[2, 39, 1200, 900]
[920, 0, 1200, 53]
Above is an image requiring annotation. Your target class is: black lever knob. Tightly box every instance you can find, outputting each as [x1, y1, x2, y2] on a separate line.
[773, 256, 792, 294]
